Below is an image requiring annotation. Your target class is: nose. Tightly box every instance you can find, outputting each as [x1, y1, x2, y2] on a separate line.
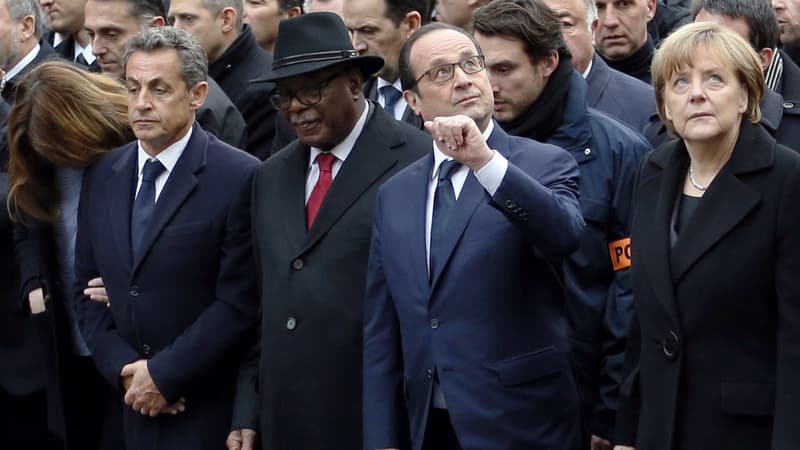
[91, 37, 105, 56]
[39, 0, 53, 8]
[772, 0, 783, 10]
[452, 64, 474, 88]
[688, 79, 707, 102]
[351, 32, 367, 53]
[601, 5, 619, 27]
[132, 90, 153, 111]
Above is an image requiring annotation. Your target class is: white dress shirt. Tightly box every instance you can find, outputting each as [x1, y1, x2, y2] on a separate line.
[424, 120, 508, 270]
[135, 126, 193, 201]
[5, 44, 40, 81]
[304, 102, 371, 204]
[376, 77, 408, 121]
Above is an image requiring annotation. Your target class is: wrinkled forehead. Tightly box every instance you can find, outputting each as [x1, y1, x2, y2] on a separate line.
[410, 29, 479, 74]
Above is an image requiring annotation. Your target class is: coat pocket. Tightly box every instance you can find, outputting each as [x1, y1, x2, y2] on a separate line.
[491, 346, 565, 386]
[720, 382, 775, 416]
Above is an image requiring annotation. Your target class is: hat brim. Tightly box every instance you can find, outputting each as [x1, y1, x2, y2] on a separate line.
[256, 55, 384, 83]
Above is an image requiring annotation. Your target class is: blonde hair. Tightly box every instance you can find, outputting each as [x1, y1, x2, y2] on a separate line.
[7, 61, 134, 222]
[651, 21, 764, 134]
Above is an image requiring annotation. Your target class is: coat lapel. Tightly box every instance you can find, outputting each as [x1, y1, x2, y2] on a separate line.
[303, 106, 401, 251]
[106, 144, 137, 273]
[407, 155, 434, 290]
[669, 122, 770, 282]
[131, 127, 206, 275]
[639, 142, 684, 324]
[279, 142, 312, 251]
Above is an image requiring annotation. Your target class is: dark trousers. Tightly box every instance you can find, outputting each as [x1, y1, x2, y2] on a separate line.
[0, 387, 64, 450]
[422, 408, 462, 450]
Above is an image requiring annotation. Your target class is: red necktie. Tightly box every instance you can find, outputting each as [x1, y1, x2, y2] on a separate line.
[306, 152, 336, 230]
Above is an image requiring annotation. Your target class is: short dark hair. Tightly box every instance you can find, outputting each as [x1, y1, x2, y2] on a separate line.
[690, 0, 779, 50]
[398, 22, 482, 91]
[278, 0, 304, 13]
[473, 0, 568, 62]
[384, 0, 429, 25]
[108, 0, 165, 24]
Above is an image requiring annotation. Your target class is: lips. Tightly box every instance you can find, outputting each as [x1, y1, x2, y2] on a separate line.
[455, 94, 479, 105]
[688, 112, 712, 120]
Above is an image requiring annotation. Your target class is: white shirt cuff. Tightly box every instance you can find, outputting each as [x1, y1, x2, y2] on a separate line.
[474, 150, 508, 196]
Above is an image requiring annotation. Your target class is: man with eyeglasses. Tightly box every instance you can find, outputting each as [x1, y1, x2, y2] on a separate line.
[363, 21, 584, 450]
[227, 12, 430, 450]
[473, 1, 650, 449]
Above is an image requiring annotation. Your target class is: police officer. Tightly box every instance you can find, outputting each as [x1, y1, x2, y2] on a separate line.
[473, 1, 651, 448]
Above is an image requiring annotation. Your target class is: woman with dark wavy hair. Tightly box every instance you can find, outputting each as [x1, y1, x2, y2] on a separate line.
[6, 60, 133, 450]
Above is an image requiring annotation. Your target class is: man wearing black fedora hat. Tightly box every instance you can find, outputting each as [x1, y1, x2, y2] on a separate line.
[227, 12, 431, 450]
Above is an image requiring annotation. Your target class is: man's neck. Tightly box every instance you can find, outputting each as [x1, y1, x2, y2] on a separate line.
[74, 29, 91, 48]
[209, 32, 240, 63]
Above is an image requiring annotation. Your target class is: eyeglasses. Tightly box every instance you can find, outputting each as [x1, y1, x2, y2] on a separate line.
[270, 71, 342, 111]
[413, 55, 486, 87]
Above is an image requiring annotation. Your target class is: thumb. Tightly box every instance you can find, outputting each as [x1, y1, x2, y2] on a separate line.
[120, 364, 135, 376]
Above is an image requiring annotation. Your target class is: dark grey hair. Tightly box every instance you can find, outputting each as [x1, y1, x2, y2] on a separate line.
[123, 27, 208, 89]
[201, 0, 244, 32]
[5, 0, 43, 38]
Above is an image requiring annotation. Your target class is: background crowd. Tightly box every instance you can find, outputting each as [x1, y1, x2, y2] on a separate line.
[1, 0, 799, 449]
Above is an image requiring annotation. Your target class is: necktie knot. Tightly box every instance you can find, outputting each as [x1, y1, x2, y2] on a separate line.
[380, 85, 402, 114]
[437, 159, 462, 182]
[141, 159, 166, 183]
[316, 152, 336, 173]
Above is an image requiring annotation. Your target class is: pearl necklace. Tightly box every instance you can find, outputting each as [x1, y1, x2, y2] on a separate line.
[688, 163, 707, 192]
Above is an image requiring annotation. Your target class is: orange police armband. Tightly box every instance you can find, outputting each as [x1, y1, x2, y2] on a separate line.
[608, 237, 632, 271]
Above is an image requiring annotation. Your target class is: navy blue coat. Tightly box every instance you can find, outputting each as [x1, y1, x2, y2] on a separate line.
[542, 71, 651, 440]
[74, 126, 259, 450]
[364, 123, 583, 450]
[586, 53, 657, 133]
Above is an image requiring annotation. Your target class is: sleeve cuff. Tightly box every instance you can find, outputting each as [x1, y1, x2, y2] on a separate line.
[474, 150, 508, 196]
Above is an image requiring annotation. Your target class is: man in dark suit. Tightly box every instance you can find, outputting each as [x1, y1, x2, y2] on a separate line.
[0, 0, 58, 103]
[363, 22, 584, 450]
[226, 12, 430, 450]
[39, 0, 95, 67]
[74, 27, 259, 450]
[542, 0, 656, 133]
[344, 0, 427, 129]
[84, 0, 249, 149]
[169, 0, 276, 159]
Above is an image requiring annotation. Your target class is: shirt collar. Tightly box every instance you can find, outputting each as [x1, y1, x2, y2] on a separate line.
[376, 77, 402, 91]
[308, 100, 371, 168]
[137, 126, 194, 175]
[75, 41, 96, 64]
[5, 44, 40, 81]
[582, 58, 593, 79]
[431, 119, 494, 180]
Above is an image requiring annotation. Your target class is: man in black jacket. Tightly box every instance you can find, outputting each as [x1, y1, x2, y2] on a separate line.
[170, 0, 276, 159]
[474, 1, 651, 447]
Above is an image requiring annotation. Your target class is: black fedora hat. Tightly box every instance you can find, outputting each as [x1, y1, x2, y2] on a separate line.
[260, 12, 384, 82]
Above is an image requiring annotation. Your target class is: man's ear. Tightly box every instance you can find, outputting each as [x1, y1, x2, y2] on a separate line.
[189, 81, 209, 111]
[758, 47, 774, 72]
[220, 7, 238, 33]
[402, 11, 422, 37]
[542, 51, 559, 77]
[150, 16, 166, 27]
[286, 6, 302, 18]
[403, 89, 422, 117]
[646, 0, 657, 22]
[18, 15, 36, 41]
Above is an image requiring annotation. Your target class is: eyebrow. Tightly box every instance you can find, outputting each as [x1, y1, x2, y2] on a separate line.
[428, 50, 476, 68]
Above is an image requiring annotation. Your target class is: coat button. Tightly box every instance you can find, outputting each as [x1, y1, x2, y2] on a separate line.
[426, 368, 433, 379]
[430, 318, 439, 329]
[584, 148, 591, 155]
[505, 200, 515, 208]
[142, 344, 151, 356]
[129, 286, 140, 297]
[286, 317, 297, 330]
[292, 259, 303, 270]
[662, 331, 680, 360]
